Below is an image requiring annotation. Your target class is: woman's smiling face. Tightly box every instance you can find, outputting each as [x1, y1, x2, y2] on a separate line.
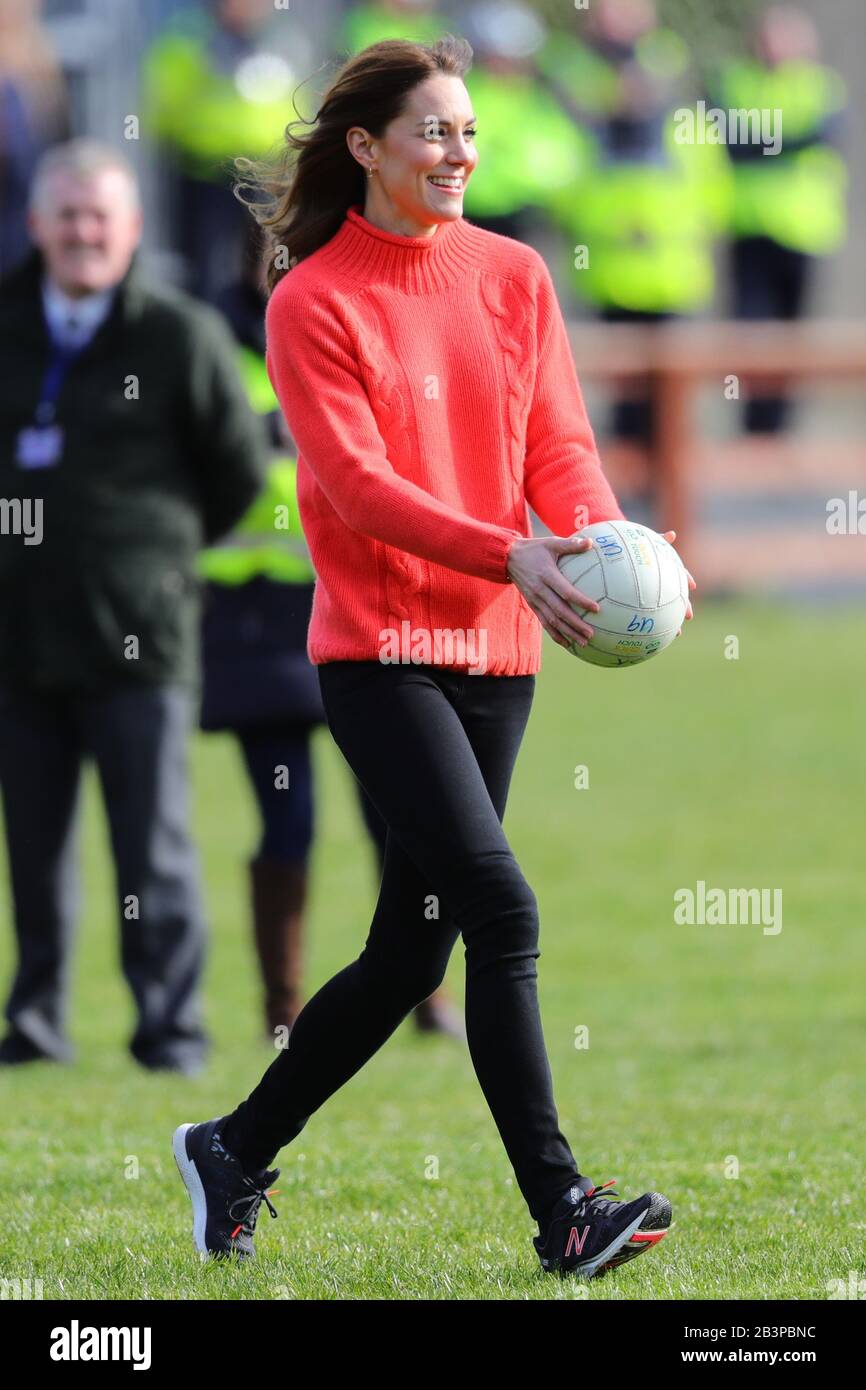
[347, 73, 478, 238]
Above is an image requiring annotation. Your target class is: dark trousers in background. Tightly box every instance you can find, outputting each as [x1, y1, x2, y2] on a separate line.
[0, 683, 209, 1068]
[176, 175, 250, 304]
[731, 235, 813, 434]
[237, 721, 388, 868]
[222, 661, 581, 1226]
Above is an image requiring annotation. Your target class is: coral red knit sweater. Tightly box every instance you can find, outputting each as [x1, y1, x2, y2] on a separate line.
[265, 204, 625, 675]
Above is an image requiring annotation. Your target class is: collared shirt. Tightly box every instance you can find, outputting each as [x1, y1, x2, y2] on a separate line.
[41, 277, 115, 351]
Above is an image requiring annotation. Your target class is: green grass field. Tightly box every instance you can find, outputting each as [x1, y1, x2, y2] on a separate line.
[2, 599, 864, 1301]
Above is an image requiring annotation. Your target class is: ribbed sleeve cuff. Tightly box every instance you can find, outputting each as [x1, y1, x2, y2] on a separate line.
[482, 528, 524, 584]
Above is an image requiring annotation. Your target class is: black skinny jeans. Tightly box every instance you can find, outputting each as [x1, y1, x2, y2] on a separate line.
[222, 661, 580, 1224]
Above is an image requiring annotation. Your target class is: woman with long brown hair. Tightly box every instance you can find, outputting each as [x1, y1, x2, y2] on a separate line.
[173, 34, 690, 1281]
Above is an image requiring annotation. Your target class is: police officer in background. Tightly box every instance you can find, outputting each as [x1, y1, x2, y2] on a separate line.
[0, 140, 267, 1071]
[143, 0, 314, 303]
[543, 0, 728, 443]
[461, 2, 591, 243]
[709, 5, 847, 433]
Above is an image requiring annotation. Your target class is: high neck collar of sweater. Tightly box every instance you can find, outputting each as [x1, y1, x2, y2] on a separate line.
[318, 204, 479, 294]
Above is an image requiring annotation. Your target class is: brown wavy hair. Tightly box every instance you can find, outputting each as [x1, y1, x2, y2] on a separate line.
[233, 35, 473, 294]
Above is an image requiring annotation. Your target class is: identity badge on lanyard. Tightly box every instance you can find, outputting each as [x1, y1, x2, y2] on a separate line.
[14, 334, 80, 470]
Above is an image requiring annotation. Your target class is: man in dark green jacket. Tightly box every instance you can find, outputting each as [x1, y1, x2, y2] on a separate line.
[0, 139, 267, 1072]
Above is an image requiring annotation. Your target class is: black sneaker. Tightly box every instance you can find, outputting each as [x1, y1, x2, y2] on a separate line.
[534, 1175, 671, 1280]
[172, 1117, 280, 1260]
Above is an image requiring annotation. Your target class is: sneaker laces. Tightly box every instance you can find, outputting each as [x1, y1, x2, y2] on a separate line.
[573, 1178, 621, 1219]
[228, 1170, 280, 1241]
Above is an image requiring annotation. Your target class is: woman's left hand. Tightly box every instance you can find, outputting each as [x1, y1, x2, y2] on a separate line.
[661, 529, 696, 634]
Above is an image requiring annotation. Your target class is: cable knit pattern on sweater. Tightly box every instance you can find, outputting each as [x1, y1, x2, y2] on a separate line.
[350, 305, 426, 628]
[264, 204, 625, 675]
[479, 274, 533, 495]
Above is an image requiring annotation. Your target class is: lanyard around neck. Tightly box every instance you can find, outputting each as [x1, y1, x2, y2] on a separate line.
[34, 320, 87, 426]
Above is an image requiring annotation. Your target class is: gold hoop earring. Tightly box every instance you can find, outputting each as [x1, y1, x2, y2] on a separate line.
[367, 166, 377, 178]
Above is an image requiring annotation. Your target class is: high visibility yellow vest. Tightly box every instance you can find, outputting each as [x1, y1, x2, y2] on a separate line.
[549, 123, 731, 313]
[712, 60, 847, 254]
[340, 3, 445, 53]
[536, 27, 689, 119]
[235, 343, 280, 417]
[198, 457, 315, 586]
[463, 68, 591, 219]
[198, 348, 315, 586]
[143, 17, 295, 177]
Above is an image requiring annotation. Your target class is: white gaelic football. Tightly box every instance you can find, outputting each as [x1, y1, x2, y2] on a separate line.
[557, 521, 689, 668]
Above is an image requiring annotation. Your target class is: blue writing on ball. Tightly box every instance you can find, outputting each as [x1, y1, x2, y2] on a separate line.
[627, 614, 654, 633]
[597, 533, 623, 558]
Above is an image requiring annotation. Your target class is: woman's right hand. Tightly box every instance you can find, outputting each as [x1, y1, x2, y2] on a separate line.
[506, 535, 600, 650]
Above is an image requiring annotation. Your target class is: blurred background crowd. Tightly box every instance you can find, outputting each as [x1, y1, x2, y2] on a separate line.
[2, 1, 864, 498]
[2, 0, 859, 315]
